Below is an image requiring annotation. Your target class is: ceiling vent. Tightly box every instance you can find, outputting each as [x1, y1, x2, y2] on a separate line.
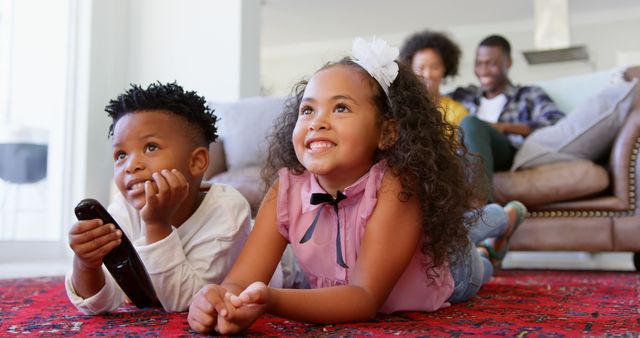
[522, 0, 589, 65]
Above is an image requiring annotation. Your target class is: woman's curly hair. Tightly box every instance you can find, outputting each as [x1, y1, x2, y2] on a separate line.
[262, 58, 485, 274]
[105, 82, 218, 147]
[399, 30, 462, 78]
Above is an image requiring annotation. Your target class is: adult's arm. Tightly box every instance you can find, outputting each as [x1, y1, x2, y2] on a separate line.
[491, 122, 531, 136]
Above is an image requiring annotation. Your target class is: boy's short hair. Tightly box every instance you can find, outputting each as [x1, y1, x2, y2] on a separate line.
[105, 82, 218, 146]
[478, 35, 511, 56]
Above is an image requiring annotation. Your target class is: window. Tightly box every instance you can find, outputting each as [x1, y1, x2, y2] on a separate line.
[0, 0, 72, 261]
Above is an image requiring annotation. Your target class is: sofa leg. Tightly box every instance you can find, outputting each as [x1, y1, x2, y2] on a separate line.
[634, 253, 640, 271]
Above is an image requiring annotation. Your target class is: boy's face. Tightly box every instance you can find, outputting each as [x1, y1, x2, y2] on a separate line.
[111, 110, 197, 210]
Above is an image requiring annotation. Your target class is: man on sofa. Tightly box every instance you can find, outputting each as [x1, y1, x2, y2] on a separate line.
[450, 34, 565, 196]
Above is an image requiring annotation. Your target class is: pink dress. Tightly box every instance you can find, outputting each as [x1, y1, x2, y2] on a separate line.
[276, 162, 454, 313]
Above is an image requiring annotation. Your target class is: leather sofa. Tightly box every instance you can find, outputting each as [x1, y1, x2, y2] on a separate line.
[494, 101, 640, 269]
[205, 69, 640, 270]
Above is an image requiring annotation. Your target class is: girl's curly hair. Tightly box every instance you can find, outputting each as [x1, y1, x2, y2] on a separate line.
[399, 30, 462, 78]
[105, 82, 218, 147]
[262, 58, 485, 274]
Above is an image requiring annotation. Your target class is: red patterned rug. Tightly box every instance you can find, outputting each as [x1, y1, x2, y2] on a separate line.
[0, 270, 638, 336]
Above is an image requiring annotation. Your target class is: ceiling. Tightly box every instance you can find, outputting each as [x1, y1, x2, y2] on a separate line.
[260, 0, 640, 47]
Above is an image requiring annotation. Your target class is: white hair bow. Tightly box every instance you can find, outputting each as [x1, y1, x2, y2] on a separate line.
[351, 37, 399, 95]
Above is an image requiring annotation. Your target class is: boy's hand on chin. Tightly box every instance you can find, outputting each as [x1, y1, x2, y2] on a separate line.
[216, 282, 270, 335]
[140, 169, 190, 227]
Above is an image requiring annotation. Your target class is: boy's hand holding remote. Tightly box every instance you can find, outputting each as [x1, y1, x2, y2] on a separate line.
[68, 219, 122, 297]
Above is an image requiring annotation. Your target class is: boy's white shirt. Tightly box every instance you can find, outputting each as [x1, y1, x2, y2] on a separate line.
[64, 182, 253, 314]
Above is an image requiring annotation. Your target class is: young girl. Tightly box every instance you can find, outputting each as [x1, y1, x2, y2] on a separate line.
[188, 38, 523, 334]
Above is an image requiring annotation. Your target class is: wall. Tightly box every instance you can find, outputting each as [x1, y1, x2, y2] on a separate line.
[261, 7, 640, 96]
[127, 0, 260, 102]
[64, 0, 129, 244]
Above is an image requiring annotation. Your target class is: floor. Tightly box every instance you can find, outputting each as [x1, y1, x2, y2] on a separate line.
[0, 252, 635, 280]
[0, 258, 71, 279]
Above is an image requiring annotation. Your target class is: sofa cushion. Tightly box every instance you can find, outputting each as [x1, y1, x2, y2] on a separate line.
[493, 160, 609, 206]
[210, 96, 286, 171]
[512, 79, 638, 170]
[535, 69, 611, 114]
[209, 166, 264, 216]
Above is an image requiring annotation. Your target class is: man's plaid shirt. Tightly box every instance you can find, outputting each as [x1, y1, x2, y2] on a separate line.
[449, 83, 565, 147]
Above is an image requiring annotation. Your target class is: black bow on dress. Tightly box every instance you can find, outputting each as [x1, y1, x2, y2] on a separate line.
[299, 191, 348, 268]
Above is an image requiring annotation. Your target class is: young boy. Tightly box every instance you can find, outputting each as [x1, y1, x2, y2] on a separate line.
[65, 82, 252, 314]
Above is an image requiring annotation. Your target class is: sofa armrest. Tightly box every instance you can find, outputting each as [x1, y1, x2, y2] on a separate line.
[204, 141, 227, 181]
[609, 105, 640, 214]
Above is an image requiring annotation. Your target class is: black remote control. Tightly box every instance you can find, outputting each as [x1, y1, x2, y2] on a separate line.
[74, 198, 161, 308]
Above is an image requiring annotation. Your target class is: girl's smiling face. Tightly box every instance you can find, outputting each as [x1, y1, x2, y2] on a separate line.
[292, 65, 385, 194]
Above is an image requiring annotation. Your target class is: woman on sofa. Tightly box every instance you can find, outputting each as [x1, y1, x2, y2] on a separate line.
[399, 29, 468, 125]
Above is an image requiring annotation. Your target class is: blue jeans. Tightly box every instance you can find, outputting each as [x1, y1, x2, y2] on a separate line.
[448, 203, 507, 303]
